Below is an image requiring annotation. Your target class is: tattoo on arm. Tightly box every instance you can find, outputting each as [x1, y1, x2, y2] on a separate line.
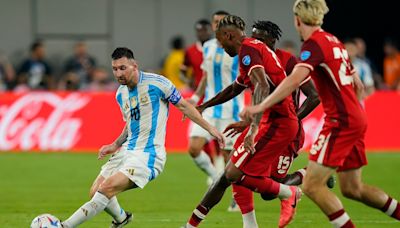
[251, 82, 270, 128]
[114, 125, 128, 147]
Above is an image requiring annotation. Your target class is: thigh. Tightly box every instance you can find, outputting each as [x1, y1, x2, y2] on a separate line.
[337, 136, 368, 172]
[99, 149, 126, 178]
[270, 149, 295, 180]
[189, 116, 215, 141]
[304, 160, 336, 187]
[216, 118, 240, 151]
[101, 171, 138, 197]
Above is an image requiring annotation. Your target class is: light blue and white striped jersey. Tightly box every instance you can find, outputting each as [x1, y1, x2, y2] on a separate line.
[201, 38, 244, 121]
[115, 71, 182, 155]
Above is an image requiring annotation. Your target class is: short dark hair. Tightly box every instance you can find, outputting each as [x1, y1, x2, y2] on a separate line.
[30, 41, 43, 52]
[252, 20, 282, 41]
[171, 36, 184, 49]
[217, 15, 245, 31]
[213, 10, 230, 17]
[111, 47, 134, 60]
[195, 19, 211, 29]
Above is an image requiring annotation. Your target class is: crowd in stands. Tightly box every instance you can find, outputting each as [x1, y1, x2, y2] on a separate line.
[1, 35, 399, 94]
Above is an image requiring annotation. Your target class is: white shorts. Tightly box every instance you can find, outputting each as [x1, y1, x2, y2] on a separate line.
[99, 147, 166, 189]
[189, 116, 239, 150]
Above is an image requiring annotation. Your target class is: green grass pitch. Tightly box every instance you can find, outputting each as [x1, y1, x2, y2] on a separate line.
[0, 152, 399, 227]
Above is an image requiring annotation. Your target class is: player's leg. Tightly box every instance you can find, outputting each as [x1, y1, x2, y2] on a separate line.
[302, 161, 354, 227]
[62, 172, 136, 228]
[232, 184, 259, 228]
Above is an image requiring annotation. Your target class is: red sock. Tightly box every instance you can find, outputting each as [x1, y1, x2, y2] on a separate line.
[381, 197, 400, 220]
[238, 175, 280, 196]
[188, 204, 209, 227]
[328, 209, 355, 228]
[232, 184, 254, 214]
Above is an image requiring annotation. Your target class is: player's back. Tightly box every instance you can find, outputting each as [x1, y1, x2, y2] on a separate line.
[116, 71, 174, 152]
[184, 43, 203, 89]
[202, 38, 244, 120]
[238, 38, 297, 121]
[299, 29, 366, 128]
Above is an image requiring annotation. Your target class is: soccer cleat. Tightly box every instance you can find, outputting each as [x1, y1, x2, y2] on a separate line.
[326, 175, 335, 189]
[110, 211, 133, 228]
[279, 186, 302, 228]
[227, 198, 241, 212]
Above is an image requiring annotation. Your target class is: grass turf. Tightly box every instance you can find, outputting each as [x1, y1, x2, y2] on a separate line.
[0, 152, 399, 227]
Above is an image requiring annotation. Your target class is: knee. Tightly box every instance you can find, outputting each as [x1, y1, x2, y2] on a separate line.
[89, 188, 96, 198]
[224, 167, 241, 183]
[341, 185, 362, 200]
[98, 181, 116, 198]
[302, 179, 319, 197]
[188, 145, 202, 158]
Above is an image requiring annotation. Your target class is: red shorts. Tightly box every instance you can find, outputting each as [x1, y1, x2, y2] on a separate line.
[231, 118, 298, 177]
[309, 122, 368, 172]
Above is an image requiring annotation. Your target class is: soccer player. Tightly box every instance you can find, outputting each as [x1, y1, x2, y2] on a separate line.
[60, 47, 224, 228]
[183, 15, 301, 228]
[187, 10, 244, 195]
[240, 0, 400, 227]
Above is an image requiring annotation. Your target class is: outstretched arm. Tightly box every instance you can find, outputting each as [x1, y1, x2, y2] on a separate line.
[240, 66, 310, 120]
[297, 79, 320, 120]
[98, 124, 128, 159]
[175, 98, 225, 148]
[197, 81, 246, 113]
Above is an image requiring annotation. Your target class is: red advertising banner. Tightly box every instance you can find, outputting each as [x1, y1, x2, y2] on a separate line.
[0, 91, 399, 152]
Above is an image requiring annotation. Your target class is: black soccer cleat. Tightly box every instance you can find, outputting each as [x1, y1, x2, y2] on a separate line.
[110, 211, 133, 228]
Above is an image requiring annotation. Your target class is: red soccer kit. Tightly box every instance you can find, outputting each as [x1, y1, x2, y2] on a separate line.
[298, 29, 367, 171]
[183, 42, 203, 89]
[232, 38, 298, 177]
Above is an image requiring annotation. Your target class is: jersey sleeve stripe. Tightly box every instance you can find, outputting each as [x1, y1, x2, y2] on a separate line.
[248, 65, 264, 76]
[299, 76, 312, 86]
[235, 78, 248, 87]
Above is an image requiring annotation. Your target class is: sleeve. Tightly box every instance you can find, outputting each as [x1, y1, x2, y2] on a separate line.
[115, 89, 126, 122]
[235, 74, 248, 87]
[159, 77, 182, 105]
[297, 39, 325, 71]
[285, 55, 299, 75]
[239, 44, 264, 77]
[182, 49, 191, 68]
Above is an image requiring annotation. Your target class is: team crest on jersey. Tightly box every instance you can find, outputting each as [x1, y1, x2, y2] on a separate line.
[215, 53, 222, 63]
[242, 55, 251, 66]
[140, 95, 150, 104]
[300, 51, 311, 61]
[130, 96, 138, 108]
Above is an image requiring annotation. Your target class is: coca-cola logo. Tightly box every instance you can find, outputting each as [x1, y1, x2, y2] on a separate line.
[0, 92, 90, 151]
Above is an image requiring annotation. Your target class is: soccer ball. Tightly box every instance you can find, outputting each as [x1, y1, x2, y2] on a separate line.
[31, 214, 62, 228]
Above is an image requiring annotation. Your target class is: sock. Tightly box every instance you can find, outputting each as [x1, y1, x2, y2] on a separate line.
[242, 210, 259, 228]
[381, 197, 400, 220]
[62, 192, 109, 227]
[295, 168, 307, 179]
[328, 209, 355, 228]
[188, 204, 209, 227]
[232, 184, 254, 214]
[193, 151, 218, 179]
[239, 175, 281, 197]
[104, 196, 126, 223]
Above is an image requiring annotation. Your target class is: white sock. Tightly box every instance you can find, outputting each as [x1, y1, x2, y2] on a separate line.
[62, 192, 109, 228]
[214, 154, 225, 174]
[185, 224, 196, 228]
[296, 168, 307, 178]
[193, 151, 218, 179]
[242, 210, 259, 228]
[104, 196, 126, 223]
[278, 184, 292, 199]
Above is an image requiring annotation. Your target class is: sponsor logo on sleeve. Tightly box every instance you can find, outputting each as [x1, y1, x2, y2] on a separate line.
[300, 51, 311, 61]
[242, 55, 251, 66]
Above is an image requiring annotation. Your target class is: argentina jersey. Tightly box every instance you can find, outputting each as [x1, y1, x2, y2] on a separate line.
[201, 38, 244, 121]
[115, 71, 182, 154]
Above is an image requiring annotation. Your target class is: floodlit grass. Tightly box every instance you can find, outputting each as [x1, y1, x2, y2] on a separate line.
[0, 152, 399, 227]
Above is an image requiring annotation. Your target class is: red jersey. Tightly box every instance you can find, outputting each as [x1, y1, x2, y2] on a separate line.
[236, 37, 297, 120]
[183, 42, 203, 89]
[297, 29, 365, 127]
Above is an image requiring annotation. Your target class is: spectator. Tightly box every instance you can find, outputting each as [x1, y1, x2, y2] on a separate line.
[344, 39, 375, 97]
[161, 36, 186, 90]
[85, 67, 118, 91]
[383, 37, 400, 90]
[17, 41, 54, 90]
[354, 37, 386, 90]
[58, 72, 81, 91]
[64, 41, 97, 87]
[180, 19, 213, 90]
[0, 51, 15, 91]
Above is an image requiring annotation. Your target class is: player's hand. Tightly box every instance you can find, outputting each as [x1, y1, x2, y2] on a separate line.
[223, 121, 249, 138]
[98, 143, 119, 160]
[187, 98, 197, 106]
[209, 127, 225, 149]
[243, 126, 258, 154]
[239, 105, 263, 122]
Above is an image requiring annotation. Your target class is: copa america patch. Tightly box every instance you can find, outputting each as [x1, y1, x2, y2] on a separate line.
[242, 55, 251, 66]
[300, 51, 311, 61]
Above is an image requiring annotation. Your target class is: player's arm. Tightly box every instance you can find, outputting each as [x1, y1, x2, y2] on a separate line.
[297, 78, 320, 120]
[98, 124, 128, 159]
[240, 66, 310, 120]
[188, 72, 207, 105]
[197, 81, 246, 113]
[243, 67, 270, 153]
[175, 99, 225, 148]
[352, 71, 365, 100]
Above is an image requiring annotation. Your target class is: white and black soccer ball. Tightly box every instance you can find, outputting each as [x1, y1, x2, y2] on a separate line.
[30, 213, 62, 228]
